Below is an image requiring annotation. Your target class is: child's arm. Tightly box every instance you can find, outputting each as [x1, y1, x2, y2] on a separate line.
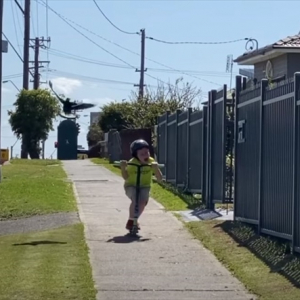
[120, 161, 129, 180]
[152, 162, 163, 182]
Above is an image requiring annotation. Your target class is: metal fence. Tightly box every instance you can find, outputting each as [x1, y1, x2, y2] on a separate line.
[234, 73, 300, 253]
[157, 72, 300, 253]
[157, 107, 207, 199]
[157, 85, 233, 208]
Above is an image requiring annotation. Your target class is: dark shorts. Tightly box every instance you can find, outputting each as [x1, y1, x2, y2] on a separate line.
[124, 186, 150, 204]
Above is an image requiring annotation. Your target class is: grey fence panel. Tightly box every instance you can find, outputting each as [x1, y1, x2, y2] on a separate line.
[260, 80, 295, 239]
[157, 113, 168, 176]
[210, 87, 226, 203]
[166, 113, 177, 182]
[177, 111, 188, 187]
[295, 73, 300, 253]
[234, 81, 261, 224]
[188, 110, 204, 193]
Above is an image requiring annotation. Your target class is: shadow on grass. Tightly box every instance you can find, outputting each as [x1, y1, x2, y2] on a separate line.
[215, 221, 300, 288]
[107, 235, 151, 244]
[13, 240, 67, 246]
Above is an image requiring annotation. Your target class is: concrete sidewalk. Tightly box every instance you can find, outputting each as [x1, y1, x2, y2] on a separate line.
[63, 160, 255, 300]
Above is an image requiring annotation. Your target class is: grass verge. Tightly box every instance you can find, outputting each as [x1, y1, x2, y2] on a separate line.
[187, 220, 300, 300]
[0, 223, 96, 300]
[0, 159, 76, 220]
[91, 157, 201, 211]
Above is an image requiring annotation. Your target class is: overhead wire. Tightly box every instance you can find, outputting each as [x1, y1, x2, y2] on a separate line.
[31, 2, 37, 37]
[2, 33, 34, 78]
[41, 47, 236, 78]
[47, 68, 157, 87]
[36, 2, 222, 87]
[10, 0, 22, 56]
[146, 36, 248, 45]
[37, 0, 178, 89]
[36, 0, 39, 37]
[92, 0, 139, 35]
[37, 0, 137, 70]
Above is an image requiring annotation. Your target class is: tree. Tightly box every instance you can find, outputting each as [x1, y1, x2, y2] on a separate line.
[98, 101, 134, 132]
[8, 89, 60, 159]
[97, 78, 202, 133]
[87, 123, 104, 148]
[128, 77, 202, 128]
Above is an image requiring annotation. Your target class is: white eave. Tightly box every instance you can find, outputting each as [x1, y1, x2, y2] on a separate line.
[236, 48, 300, 65]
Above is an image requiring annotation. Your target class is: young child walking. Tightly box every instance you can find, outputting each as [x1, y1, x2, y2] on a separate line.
[120, 139, 163, 231]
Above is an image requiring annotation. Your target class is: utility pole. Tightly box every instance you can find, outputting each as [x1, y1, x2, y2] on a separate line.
[135, 28, 147, 100]
[30, 36, 50, 159]
[21, 0, 30, 159]
[23, 0, 30, 90]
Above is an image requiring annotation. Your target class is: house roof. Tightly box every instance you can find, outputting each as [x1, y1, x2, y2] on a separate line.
[234, 34, 300, 64]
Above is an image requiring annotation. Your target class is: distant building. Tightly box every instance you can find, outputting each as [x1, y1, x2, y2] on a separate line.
[90, 112, 101, 125]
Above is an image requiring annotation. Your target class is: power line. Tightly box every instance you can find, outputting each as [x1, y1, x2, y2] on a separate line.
[38, 0, 137, 70]
[36, 3, 222, 86]
[92, 0, 138, 35]
[2, 32, 23, 62]
[37, 0, 215, 90]
[37, 0, 177, 89]
[10, 0, 22, 56]
[146, 36, 248, 45]
[47, 68, 146, 87]
[42, 48, 236, 78]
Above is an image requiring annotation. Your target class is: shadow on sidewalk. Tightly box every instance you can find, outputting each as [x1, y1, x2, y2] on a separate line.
[107, 235, 151, 244]
[13, 240, 67, 246]
[215, 221, 300, 288]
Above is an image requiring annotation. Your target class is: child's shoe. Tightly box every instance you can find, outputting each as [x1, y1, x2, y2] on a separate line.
[126, 219, 140, 230]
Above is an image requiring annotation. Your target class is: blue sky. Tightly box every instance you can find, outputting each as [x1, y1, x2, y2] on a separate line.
[2, 0, 300, 158]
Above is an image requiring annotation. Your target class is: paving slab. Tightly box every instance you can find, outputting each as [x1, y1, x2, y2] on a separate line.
[63, 160, 256, 300]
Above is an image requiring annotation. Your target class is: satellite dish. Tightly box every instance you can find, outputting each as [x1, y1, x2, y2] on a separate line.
[265, 60, 273, 79]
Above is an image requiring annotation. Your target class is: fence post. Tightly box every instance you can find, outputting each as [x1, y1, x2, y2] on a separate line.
[292, 73, 300, 253]
[222, 85, 227, 204]
[205, 92, 211, 208]
[174, 109, 181, 186]
[186, 108, 192, 191]
[165, 111, 170, 181]
[258, 79, 268, 234]
[207, 90, 217, 210]
[156, 116, 160, 163]
[234, 76, 242, 220]
[242, 77, 247, 90]
[202, 106, 208, 205]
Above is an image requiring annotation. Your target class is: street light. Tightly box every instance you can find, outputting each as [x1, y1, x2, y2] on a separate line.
[3, 80, 20, 92]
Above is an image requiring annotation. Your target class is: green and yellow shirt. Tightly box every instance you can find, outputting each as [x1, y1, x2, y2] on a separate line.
[125, 157, 155, 188]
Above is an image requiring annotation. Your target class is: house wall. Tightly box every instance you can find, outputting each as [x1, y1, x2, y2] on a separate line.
[254, 54, 287, 81]
[287, 53, 300, 77]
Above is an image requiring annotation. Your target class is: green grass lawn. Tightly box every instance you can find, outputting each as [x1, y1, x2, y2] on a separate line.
[187, 220, 300, 300]
[0, 224, 96, 300]
[91, 158, 199, 211]
[0, 159, 76, 220]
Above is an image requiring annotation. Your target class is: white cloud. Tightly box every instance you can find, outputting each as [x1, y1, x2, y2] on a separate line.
[50, 77, 82, 95]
